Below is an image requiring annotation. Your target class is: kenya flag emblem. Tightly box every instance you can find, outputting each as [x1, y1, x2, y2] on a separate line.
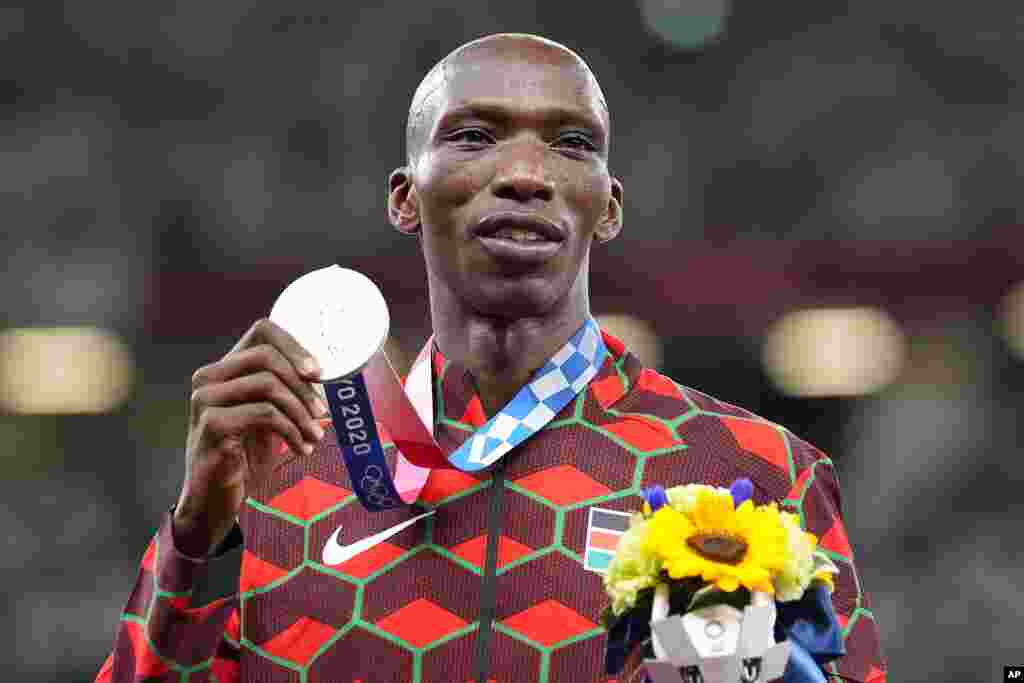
[584, 507, 632, 573]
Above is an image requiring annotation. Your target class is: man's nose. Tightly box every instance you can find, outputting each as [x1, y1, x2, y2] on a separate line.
[491, 140, 555, 203]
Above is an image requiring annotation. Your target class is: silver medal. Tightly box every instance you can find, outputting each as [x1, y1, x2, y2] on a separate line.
[269, 265, 390, 384]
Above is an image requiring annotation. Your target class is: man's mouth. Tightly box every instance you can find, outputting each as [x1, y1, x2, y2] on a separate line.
[472, 212, 566, 243]
[472, 211, 566, 264]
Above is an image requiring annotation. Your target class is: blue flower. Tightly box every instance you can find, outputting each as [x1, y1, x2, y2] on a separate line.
[729, 478, 753, 507]
[642, 484, 668, 512]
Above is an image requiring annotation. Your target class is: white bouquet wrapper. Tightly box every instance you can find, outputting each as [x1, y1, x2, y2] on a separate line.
[643, 586, 792, 683]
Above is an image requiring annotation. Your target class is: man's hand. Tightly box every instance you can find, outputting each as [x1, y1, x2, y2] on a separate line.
[173, 318, 329, 556]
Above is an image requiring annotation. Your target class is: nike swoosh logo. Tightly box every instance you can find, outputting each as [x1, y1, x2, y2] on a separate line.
[322, 510, 435, 566]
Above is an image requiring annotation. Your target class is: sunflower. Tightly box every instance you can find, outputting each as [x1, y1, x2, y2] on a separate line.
[641, 487, 789, 594]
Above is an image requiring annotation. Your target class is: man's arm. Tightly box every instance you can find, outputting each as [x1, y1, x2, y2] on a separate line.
[97, 317, 328, 681]
[95, 510, 243, 683]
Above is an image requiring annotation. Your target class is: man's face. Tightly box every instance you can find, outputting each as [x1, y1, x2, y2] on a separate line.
[392, 39, 623, 320]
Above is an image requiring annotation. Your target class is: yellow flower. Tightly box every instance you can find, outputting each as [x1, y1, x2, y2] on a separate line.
[774, 511, 818, 602]
[664, 483, 722, 516]
[642, 488, 789, 595]
[603, 515, 661, 615]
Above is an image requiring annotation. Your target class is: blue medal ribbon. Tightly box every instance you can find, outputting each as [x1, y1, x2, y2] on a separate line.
[323, 373, 406, 511]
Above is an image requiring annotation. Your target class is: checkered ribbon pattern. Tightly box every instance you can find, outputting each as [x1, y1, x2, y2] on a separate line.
[449, 318, 608, 471]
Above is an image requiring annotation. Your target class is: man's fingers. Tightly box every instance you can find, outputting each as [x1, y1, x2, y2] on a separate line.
[228, 318, 321, 381]
[191, 372, 325, 446]
[201, 402, 314, 466]
[193, 344, 328, 418]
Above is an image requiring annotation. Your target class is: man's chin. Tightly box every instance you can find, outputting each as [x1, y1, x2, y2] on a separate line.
[469, 277, 563, 320]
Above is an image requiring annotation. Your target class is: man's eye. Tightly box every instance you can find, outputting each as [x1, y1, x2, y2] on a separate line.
[447, 129, 493, 145]
[555, 134, 597, 152]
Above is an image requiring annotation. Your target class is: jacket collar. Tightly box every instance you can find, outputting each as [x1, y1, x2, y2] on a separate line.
[424, 328, 643, 431]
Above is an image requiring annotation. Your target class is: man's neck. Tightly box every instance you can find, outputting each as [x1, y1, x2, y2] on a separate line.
[430, 285, 590, 418]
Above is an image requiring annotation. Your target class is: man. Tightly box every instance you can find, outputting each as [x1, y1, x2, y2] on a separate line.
[97, 34, 886, 682]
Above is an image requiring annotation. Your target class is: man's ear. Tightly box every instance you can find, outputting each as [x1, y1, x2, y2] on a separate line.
[594, 176, 624, 244]
[388, 167, 420, 235]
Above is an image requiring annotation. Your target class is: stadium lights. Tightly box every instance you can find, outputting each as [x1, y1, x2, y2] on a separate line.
[762, 307, 906, 398]
[0, 326, 135, 414]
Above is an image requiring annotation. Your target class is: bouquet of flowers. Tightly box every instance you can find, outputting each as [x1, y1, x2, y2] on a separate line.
[601, 479, 845, 683]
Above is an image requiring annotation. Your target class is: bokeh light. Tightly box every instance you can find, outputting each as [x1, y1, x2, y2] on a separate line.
[762, 307, 906, 398]
[997, 281, 1024, 362]
[0, 327, 135, 415]
[596, 313, 663, 369]
[638, 0, 731, 49]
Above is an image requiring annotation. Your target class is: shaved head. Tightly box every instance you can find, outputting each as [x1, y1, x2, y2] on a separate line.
[404, 33, 610, 168]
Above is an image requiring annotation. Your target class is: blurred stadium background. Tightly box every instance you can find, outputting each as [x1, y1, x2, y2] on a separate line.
[2, 1, 1022, 680]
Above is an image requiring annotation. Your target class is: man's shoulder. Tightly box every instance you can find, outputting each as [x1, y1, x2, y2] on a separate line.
[613, 365, 768, 423]
[615, 367, 830, 475]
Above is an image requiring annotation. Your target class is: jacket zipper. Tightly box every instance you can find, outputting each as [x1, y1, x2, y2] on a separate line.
[474, 457, 507, 682]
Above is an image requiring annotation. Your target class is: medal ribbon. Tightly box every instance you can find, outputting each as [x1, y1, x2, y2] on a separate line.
[323, 318, 608, 511]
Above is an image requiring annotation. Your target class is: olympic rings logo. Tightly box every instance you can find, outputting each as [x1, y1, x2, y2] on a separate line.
[359, 464, 397, 508]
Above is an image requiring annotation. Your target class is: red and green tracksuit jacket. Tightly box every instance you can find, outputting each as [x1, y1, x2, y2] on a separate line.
[96, 330, 886, 683]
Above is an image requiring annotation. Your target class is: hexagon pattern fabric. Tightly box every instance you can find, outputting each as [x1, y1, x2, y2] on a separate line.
[96, 330, 886, 683]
